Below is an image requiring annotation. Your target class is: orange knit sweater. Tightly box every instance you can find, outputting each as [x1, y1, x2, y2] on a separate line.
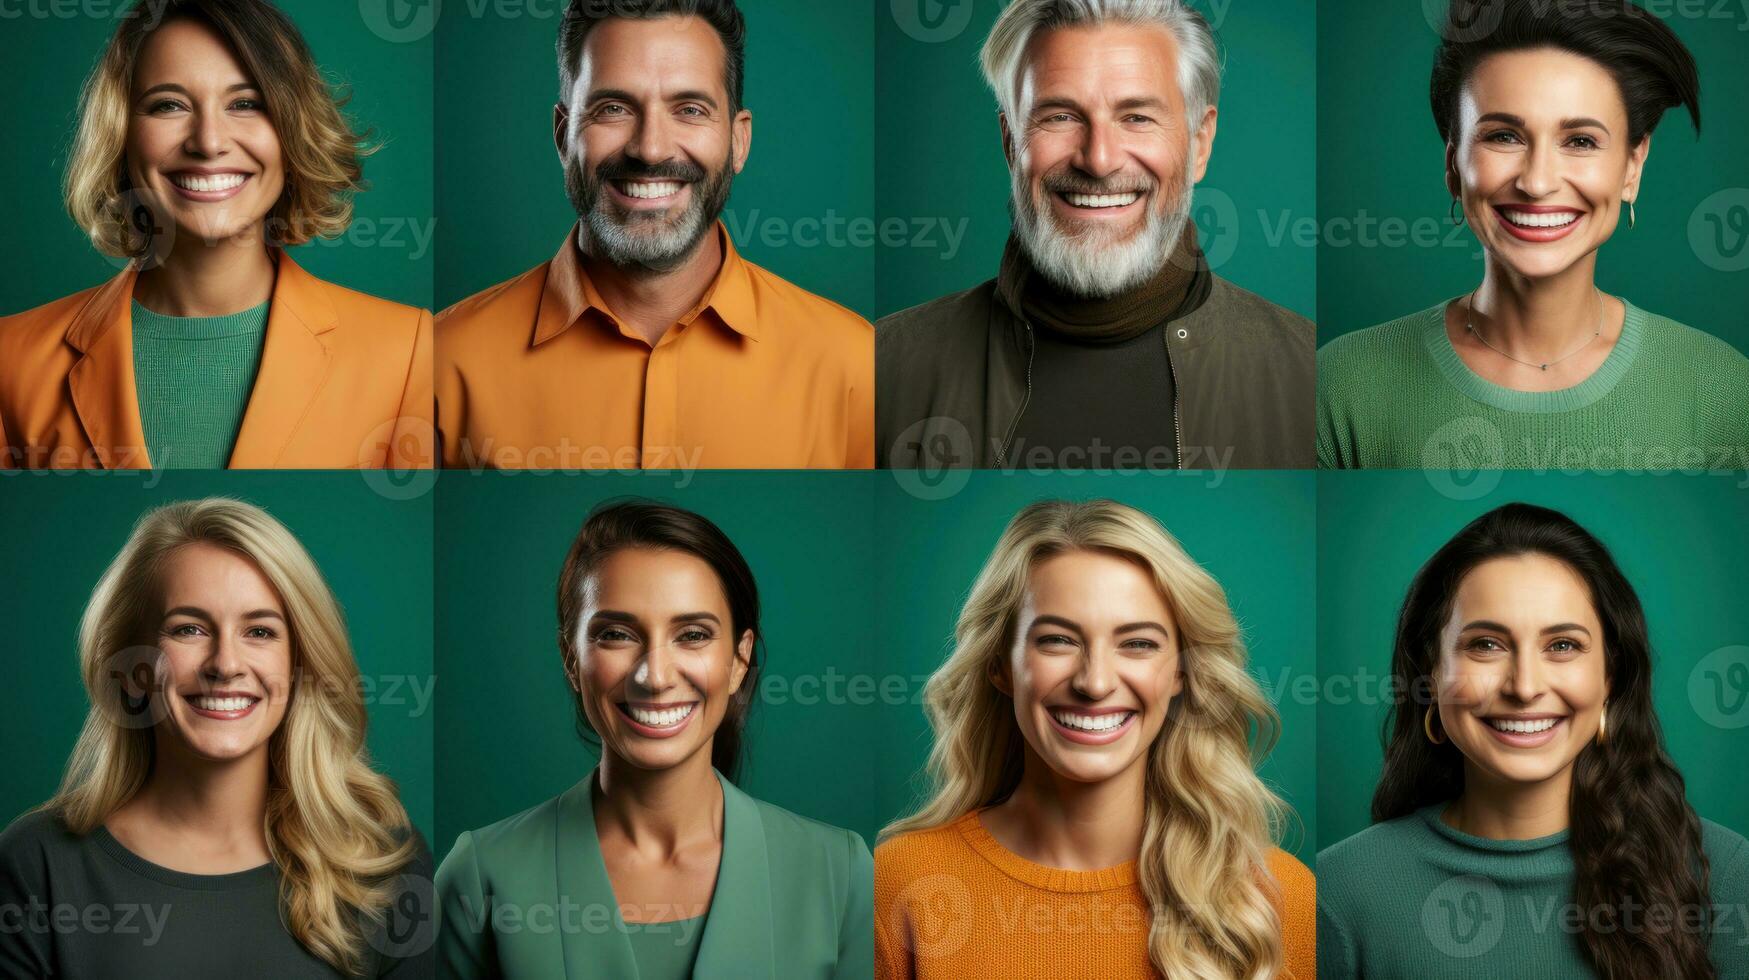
[874, 810, 1315, 979]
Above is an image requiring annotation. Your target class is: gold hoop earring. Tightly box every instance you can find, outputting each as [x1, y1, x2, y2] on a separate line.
[1424, 706, 1446, 744]
[1597, 701, 1609, 746]
[1450, 198, 1463, 226]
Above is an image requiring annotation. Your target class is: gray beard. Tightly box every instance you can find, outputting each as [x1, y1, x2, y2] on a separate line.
[566, 155, 734, 274]
[1010, 167, 1195, 300]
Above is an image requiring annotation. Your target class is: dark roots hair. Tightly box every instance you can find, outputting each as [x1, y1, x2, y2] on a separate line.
[557, 0, 747, 113]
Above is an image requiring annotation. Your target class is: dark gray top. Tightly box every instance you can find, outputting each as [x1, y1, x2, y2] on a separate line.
[0, 808, 434, 978]
[1008, 319, 1178, 469]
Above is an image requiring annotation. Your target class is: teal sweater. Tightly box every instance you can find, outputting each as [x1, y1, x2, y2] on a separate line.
[1316, 300, 1749, 469]
[130, 299, 269, 469]
[1317, 804, 1749, 979]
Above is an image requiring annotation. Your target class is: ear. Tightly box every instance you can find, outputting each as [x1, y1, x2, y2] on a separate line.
[731, 109, 754, 175]
[727, 628, 754, 695]
[1444, 140, 1461, 200]
[999, 112, 1017, 170]
[553, 102, 570, 163]
[987, 654, 1013, 698]
[1624, 134, 1651, 206]
[562, 645, 583, 695]
[1189, 105, 1217, 184]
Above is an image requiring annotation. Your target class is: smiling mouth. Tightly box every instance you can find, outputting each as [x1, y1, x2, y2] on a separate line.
[185, 694, 261, 719]
[1057, 190, 1142, 210]
[1050, 708, 1136, 731]
[613, 179, 687, 202]
[1486, 716, 1562, 734]
[617, 701, 697, 729]
[1496, 208, 1581, 229]
[170, 173, 249, 193]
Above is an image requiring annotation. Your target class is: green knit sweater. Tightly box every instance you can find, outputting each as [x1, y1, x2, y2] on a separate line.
[1317, 804, 1749, 979]
[130, 299, 270, 469]
[1316, 300, 1749, 469]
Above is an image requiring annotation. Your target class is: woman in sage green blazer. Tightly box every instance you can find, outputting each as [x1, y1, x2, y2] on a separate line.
[435, 501, 873, 979]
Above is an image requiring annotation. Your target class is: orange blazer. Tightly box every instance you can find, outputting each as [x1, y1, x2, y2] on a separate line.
[0, 250, 432, 469]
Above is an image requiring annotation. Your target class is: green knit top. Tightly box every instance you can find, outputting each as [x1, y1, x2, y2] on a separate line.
[130, 299, 270, 469]
[622, 914, 707, 980]
[1316, 300, 1749, 469]
[1317, 803, 1749, 979]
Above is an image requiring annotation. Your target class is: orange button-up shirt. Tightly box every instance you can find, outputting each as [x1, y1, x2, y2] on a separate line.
[435, 222, 873, 470]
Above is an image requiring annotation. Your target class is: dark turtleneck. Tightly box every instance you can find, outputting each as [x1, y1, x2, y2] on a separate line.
[1000, 222, 1210, 468]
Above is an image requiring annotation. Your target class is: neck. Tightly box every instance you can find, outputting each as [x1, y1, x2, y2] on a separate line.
[134, 230, 276, 317]
[130, 737, 272, 850]
[578, 224, 725, 347]
[1444, 762, 1573, 840]
[991, 752, 1147, 871]
[1469, 253, 1602, 360]
[594, 748, 724, 856]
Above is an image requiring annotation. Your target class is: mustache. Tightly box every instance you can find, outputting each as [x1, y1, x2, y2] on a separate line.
[595, 157, 708, 184]
[1039, 170, 1156, 196]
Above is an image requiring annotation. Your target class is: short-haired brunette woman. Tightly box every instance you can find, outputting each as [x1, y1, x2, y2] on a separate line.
[875, 500, 1315, 979]
[434, 501, 873, 979]
[1317, 503, 1749, 978]
[1318, 0, 1749, 468]
[0, 499, 432, 977]
[0, 0, 432, 470]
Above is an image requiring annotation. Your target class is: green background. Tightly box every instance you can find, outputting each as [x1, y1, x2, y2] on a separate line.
[1317, 0, 1749, 351]
[432, 471, 885, 856]
[1316, 470, 1749, 852]
[0, 471, 435, 846]
[434, 2, 875, 317]
[0, 0, 434, 314]
[872, 470, 1318, 864]
[874, 0, 1316, 321]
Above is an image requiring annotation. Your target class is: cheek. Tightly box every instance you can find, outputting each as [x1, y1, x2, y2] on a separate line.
[1436, 658, 1497, 708]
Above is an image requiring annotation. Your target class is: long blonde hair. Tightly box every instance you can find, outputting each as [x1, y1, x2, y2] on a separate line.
[43, 498, 415, 977]
[882, 499, 1286, 979]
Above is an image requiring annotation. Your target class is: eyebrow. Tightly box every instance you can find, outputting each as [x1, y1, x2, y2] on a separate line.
[137, 82, 260, 100]
[163, 606, 284, 623]
[587, 87, 719, 110]
[1460, 619, 1592, 636]
[590, 610, 723, 626]
[1475, 111, 1611, 134]
[1029, 615, 1169, 637]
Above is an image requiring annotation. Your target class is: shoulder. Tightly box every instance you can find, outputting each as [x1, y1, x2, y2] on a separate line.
[1319, 305, 1442, 366]
[875, 281, 997, 348]
[0, 282, 110, 350]
[737, 258, 872, 339]
[0, 808, 80, 879]
[1200, 276, 1315, 341]
[435, 263, 549, 343]
[1266, 846, 1315, 899]
[439, 792, 564, 877]
[873, 818, 973, 884]
[746, 794, 870, 867]
[1316, 812, 1430, 897]
[299, 270, 429, 350]
[1699, 817, 1749, 887]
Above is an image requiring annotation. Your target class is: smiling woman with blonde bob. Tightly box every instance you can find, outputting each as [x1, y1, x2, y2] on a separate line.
[0, 498, 430, 976]
[0, 0, 431, 470]
[875, 499, 1314, 979]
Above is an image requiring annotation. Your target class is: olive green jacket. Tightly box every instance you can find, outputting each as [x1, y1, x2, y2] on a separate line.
[434, 768, 873, 979]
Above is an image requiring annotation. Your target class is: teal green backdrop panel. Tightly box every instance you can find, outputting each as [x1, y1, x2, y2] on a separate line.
[874, 0, 1316, 321]
[1316, 470, 1749, 852]
[1317, 0, 1749, 352]
[0, 0, 435, 313]
[872, 470, 1317, 864]
[434, 3, 876, 317]
[432, 471, 884, 856]
[0, 471, 435, 845]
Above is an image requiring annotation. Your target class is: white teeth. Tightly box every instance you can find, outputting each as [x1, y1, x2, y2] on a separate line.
[1051, 709, 1132, 732]
[171, 173, 247, 193]
[619, 181, 683, 200]
[628, 703, 695, 727]
[1065, 191, 1141, 209]
[1489, 717, 1559, 734]
[1501, 209, 1579, 228]
[192, 696, 255, 712]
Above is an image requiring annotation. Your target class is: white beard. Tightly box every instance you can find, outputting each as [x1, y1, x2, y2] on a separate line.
[1010, 161, 1195, 300]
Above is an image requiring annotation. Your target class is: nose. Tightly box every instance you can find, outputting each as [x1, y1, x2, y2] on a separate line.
[635, 640, 680, 694]
[1500, 649, 1549, 704]
[182, 104, 228, 159]
[1072, 117, 1122, 181]
[626, 108, 678, 166]
[1071, 642, 1117, 701]
[202, 630, 245, 685]
[1513, 139, 1559, 199]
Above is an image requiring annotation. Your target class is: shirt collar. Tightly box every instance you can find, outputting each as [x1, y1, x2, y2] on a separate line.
[531, 219, 760, 347]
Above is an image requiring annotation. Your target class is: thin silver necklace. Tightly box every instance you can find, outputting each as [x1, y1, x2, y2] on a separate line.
[1465, 287, 1605, 371]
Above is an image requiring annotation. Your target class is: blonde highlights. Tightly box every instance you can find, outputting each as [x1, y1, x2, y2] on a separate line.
[882, 498, 1287, 980]
[42, 498, 415, 977]
[64, 0, 374, 258]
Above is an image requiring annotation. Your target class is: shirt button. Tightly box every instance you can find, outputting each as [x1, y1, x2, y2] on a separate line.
[1176, 328, 1189, 339]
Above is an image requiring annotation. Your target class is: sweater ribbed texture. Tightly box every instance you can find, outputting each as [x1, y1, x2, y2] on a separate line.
[1316, 300, 1749, 469]
[874, 809, 1316, 978]
[130, 299, 269, 469]
[1316, 804, 1749, 979]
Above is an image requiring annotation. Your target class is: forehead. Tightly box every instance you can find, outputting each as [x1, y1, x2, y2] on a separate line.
[1459, 47, 1626, 127]
[572, 15, 728, 98]
[1450, 554, 1597, 625]
[582, 547, 728, 611]
[134, 17, 253, 90]
[1024, 549, 1170, 618]
[158, 541, 282, 607]
[1018, 21, 1183, 108]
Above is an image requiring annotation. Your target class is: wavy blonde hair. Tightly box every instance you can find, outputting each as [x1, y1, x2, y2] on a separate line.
[64, 0, 374, 258]
[882, 499, 1287, 980]
[42, 498, 415, 977]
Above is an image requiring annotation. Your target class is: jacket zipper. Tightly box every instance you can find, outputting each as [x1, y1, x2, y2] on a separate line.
[997, 320, 1036, 468]
[1166, 329, 1183, 469]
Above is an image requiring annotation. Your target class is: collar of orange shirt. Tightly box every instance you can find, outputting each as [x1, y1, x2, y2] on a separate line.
[530, 219, 760, 348]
